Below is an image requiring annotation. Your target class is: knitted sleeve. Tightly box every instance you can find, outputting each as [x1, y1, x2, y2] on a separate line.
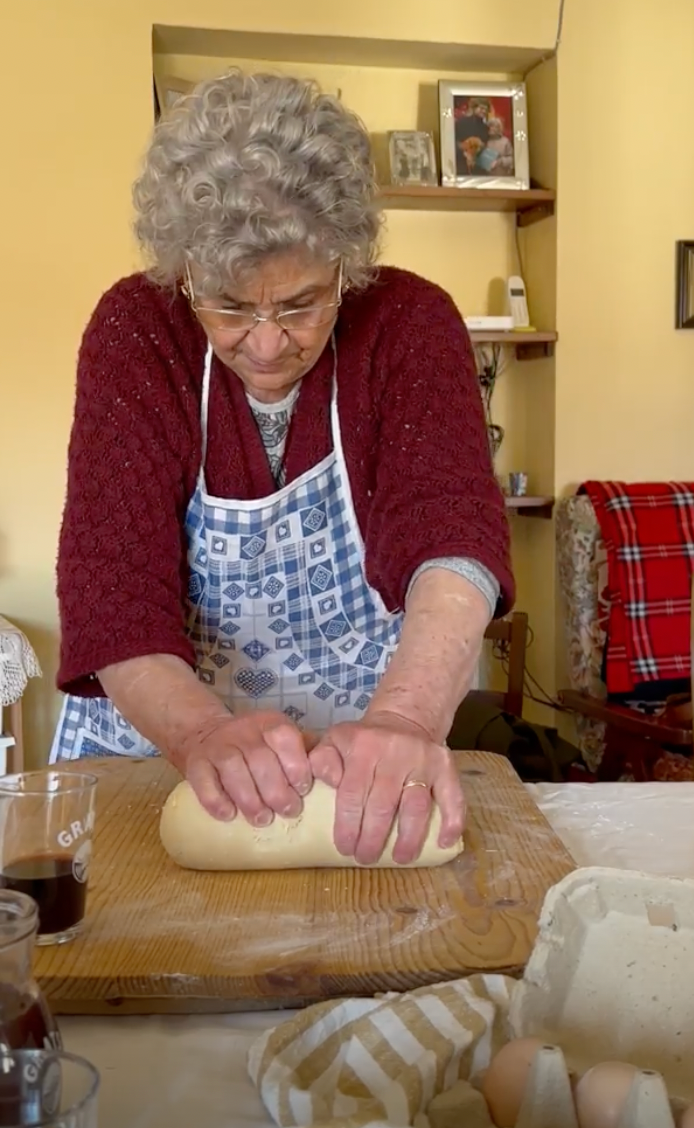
[56, 279, 199, 696]
[364, 279, 515, 615]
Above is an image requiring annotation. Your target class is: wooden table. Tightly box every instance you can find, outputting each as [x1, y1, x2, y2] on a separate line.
[34, 754, 573, 1014]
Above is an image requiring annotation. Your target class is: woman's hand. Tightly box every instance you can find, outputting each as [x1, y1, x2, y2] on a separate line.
[97, 654, 316, 824]
[179, 710, 313, 824]
[309, 711, 465, 865]
[306, 570, 487, 864]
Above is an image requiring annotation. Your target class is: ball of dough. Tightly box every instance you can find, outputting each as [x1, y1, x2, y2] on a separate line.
[159, 779, 464, 870]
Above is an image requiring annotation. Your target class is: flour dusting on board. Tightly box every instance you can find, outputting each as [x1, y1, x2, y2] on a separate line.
[94, 885, 460, 968]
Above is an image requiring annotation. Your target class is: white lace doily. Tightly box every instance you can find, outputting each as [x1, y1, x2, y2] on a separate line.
[0, 615, 42, 706]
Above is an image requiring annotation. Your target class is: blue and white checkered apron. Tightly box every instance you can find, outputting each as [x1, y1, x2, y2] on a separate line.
[50, 341, 403, 760]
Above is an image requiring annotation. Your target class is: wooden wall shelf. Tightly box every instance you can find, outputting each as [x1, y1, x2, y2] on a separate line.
[505, 496, 555, 519]
[469, 330, 558, 360]
[378, 185, 555, 226]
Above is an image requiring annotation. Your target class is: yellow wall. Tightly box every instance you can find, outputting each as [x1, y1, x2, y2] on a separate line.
[0, 4, 151, 759]
[553, 0, 694, 702]
[556, 0, 694, 490]
[1, 0, 559, 762]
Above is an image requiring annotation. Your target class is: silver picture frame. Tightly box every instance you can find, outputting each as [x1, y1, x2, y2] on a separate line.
[438, 80, 530, 191]
[388, 130, 437, 187]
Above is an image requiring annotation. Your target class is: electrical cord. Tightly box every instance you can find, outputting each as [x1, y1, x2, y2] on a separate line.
[514, 224, 527, 282]
[489, 630, 570, 714]
[474, 343, 508, 460]
[555, 0, 567, 49]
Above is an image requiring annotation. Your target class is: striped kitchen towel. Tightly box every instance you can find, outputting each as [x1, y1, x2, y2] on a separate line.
[248, 975, 516, 1127]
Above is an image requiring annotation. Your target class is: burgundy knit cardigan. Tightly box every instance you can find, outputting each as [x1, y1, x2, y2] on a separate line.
[56, 265, 514, 695]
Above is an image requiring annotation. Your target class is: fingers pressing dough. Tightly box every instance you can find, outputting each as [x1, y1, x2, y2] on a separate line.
[159, 779, 464, 870]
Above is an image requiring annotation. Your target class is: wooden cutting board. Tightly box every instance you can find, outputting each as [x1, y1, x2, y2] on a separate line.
[34, 754, 573, 1014]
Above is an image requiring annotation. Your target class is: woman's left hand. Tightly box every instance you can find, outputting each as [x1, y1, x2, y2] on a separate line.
[309, 711, 465, 865]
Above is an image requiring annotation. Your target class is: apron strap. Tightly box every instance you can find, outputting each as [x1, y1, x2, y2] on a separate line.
[199, 336, 343, 499]
[200, 343, 214, 473]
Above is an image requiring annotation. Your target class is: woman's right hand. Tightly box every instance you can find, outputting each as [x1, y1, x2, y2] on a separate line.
[98, 655, 317, 824]
[177, 710, 314, 823]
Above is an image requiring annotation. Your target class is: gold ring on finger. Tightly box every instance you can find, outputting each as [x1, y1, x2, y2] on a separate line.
[403, 779, 429, 791]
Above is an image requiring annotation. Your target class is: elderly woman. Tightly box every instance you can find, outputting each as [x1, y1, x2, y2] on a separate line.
[52, 71, 513, 866]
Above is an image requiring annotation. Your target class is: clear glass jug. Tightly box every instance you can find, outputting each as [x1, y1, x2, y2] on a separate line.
[0, 891, 61, 1052]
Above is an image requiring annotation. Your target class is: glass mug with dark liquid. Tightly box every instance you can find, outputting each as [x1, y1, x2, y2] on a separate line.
[0, 773, 97, 945]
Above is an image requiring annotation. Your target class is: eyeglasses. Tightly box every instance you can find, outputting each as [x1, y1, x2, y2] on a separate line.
[183, 262, 342, 334]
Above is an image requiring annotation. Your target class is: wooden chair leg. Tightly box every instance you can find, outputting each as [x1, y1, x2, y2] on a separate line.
[596, 727, 624, 780]
[506, 612, 528, 718]
[6, 700, 24, 773]
[597, 725, 664, 782]
[627, 737, 654, 781]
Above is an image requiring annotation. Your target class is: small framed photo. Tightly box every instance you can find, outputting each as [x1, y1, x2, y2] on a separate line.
[388, 131, 438, 187]
[154, 74, 194, 117]
[438, 81, 530, 190]
[676, 241, 694, 329]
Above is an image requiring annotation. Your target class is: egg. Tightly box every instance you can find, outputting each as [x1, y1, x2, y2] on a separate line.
[574, 1061, 639, 1128]
[481, 1037, 547, 1127]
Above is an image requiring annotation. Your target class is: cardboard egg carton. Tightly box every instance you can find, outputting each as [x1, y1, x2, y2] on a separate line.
[514, 1044, 678, 1127]
[507, 868, 694, 1125]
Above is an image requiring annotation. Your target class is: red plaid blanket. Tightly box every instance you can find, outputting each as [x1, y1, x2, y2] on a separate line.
[579, 481, 694, 694]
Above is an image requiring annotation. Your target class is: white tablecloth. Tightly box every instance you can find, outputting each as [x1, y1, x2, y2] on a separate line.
[60, 782, 694, 1127]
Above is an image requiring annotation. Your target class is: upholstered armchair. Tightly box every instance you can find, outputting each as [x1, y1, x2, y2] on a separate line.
[556, 496, 692, 780]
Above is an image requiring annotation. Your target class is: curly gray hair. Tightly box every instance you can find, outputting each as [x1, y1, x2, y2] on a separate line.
[133, 70, 382, 296]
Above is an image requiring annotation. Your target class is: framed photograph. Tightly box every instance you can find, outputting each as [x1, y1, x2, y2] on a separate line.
[676, 241, 694, 329]
[438, 81, 530, 190]
[388, 131, 438, 187]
